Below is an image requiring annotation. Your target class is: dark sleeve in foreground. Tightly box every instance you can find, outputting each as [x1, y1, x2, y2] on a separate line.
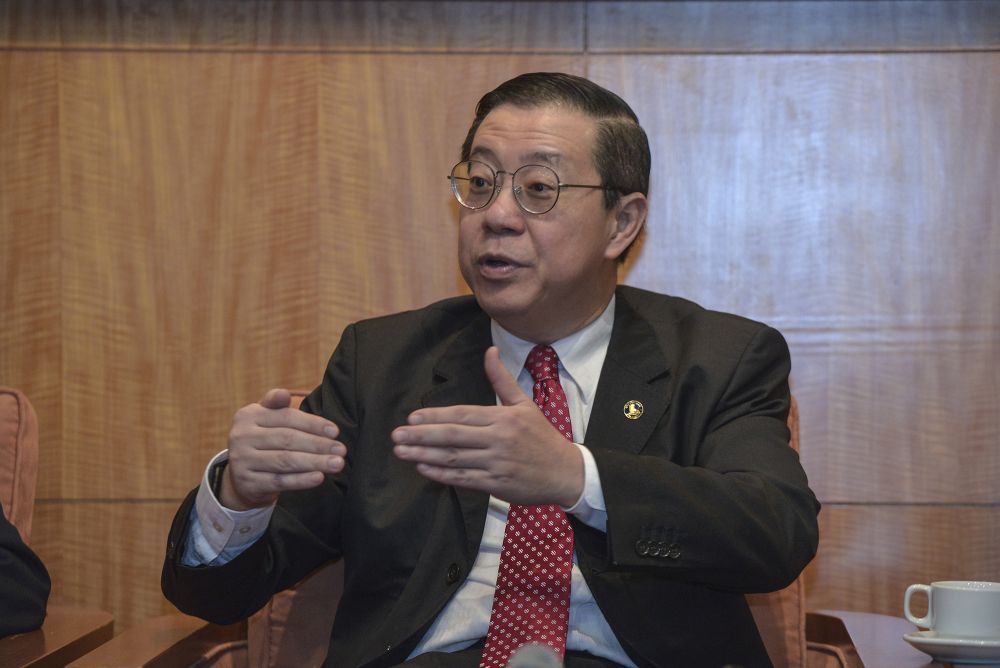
[0, 505, 50, 637]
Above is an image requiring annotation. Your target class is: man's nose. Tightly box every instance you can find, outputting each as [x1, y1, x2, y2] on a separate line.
[482, 180, 526, 233]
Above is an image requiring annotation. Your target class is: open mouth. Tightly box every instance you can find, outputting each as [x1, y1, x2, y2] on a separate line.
[477, 254, 521, 277]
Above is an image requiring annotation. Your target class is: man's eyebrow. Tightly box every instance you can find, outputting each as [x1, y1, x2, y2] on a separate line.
[527, 151, 562, 166]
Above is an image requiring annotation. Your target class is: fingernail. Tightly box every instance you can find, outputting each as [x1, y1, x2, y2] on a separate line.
[328, 456, 343, 472]
[394, 429, 409, 441]
[323, 425, 338, 438]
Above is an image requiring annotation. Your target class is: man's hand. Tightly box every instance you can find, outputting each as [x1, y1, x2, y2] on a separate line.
[391, 347, 584, 506]
[220, 389, 346, 510]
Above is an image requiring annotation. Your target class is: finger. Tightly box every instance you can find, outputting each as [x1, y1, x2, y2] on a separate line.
[259, 388, 292, 410]
[254, 407, 340, 439]
[484, 346, 530, 407]
[404, 404, 495, 428]
[391, 423, 490, 449]
[393, 443, 491, 469]
[247, 427, 346, 456]
[243, 449, 345, 476]
[273, 471, 327, 490]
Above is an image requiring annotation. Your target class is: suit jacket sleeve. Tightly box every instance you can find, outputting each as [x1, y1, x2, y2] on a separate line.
[589, 321, 819, 593]
[0, 505, 50, 637]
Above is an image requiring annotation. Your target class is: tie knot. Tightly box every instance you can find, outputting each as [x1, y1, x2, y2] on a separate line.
[525, 345, 560, 383]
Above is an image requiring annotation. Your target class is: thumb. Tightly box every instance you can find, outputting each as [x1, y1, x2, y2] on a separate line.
[259, 388, 292, 410]
[484, 346, 530, 407]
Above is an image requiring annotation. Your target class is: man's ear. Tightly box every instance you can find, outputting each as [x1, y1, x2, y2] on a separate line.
[605, 192, 648, 261]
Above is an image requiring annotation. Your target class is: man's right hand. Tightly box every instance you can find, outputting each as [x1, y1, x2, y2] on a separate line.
[220, 388, 346, 510]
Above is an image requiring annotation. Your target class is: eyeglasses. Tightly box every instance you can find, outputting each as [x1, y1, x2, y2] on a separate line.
[448, 160, 613, 215]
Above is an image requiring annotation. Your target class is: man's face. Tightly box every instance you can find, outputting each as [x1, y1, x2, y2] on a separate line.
[458, 104, 626, 343]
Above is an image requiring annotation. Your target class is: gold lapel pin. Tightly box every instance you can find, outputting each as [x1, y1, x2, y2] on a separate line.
[623, 400, 644, 420]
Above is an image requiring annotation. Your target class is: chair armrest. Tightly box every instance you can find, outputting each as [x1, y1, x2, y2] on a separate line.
[68, 613, 244, 668]
[806, 611, 864, 667]
[808, 609, 949, 668]
[0, 605, 113, 668]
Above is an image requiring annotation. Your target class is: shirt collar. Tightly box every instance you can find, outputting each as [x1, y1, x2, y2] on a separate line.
[491, 296, 616, 404]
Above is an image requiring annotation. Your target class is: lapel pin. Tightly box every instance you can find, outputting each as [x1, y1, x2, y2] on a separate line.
[624, 400, 644, 420]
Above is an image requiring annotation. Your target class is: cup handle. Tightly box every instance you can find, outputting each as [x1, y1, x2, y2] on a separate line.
[904, 584, 933, 627]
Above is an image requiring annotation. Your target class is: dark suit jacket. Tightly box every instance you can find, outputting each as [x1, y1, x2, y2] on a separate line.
[163, 286, 820, 668]
[0, 505, 50, 637]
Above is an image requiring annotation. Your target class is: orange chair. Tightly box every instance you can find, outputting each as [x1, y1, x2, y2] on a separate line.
[73, 393, 861, 668]
[0, 387, 114, 668]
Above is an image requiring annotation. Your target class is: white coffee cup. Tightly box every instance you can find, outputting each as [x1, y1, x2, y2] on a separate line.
[904, 581, 1000, 638]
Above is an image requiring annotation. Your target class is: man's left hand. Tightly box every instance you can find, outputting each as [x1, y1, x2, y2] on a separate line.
[391, 346, 584, 506]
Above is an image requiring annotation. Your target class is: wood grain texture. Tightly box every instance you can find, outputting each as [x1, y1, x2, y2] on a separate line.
[0, 50, 63, 496]
[588, 1, 1000, 53]
[793, 345, 1000, 504]
[317, 53, 586, 356]
[31, 502, 182, 628]
[53, 51, 322, 500]
[1, 1, 586, 53]
[0, 606, 114, 668]
[589, 53, 1000, 504]
[804, 506, 1000, 617]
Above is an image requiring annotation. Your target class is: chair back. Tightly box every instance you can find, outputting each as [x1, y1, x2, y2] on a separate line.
[0, 386, 40, 542]
[747, 395, 808, 667]
[247, 393, 808, 668]
[247, 390, 343, 668]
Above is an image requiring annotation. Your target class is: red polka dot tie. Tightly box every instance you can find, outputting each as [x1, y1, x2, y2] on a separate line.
[480, 345, 575, 667]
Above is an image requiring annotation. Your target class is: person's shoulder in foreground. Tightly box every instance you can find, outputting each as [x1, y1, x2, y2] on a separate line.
[0, 504, 51, 637]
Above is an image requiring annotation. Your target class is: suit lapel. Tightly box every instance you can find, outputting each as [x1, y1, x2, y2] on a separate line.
[586, 292, 673, 454]
[420, 312, 494, 560]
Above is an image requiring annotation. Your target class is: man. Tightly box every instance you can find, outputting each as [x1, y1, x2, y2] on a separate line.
[1, 504, 50, 637]
[163, 72, 819, 667]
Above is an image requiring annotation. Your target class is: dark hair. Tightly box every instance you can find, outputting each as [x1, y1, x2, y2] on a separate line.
[460, 72, 651, 211]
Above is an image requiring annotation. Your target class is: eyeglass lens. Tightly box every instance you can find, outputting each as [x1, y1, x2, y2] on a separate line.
[450, 161, 561, 214]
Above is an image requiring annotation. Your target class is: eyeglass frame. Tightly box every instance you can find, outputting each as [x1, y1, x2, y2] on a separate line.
[447, 160, 620, 215]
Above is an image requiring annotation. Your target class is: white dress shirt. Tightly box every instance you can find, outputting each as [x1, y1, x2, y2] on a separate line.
[184, 296, 636, 667]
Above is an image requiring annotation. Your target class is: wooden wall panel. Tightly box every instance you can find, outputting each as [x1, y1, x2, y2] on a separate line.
[591, 54, 1000, 325]
[0, 50, 63, 491]
[31, 502, 180, 626]
[55, 51, 320, 500]
[316, 53, 586, 354]
[589, 53, 1000, 502]
[13, 1, 1000, 54]
[1, 1, 586, 53]
[803, 506, 1000, 616]
[793, 345, 1000, 503]
[588, 1, 1000, 53]
[592, 51, 1000, 620]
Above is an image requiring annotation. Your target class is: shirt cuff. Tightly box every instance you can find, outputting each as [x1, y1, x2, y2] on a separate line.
[193, 450, 275, 560]
[562, 443, 608, 533]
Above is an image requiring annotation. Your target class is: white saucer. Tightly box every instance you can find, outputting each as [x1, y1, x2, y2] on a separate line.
[904, 630, 1000, 665]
